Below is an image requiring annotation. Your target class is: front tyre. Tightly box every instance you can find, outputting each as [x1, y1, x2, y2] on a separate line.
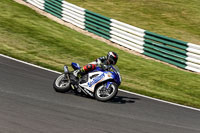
[95, 82, 118, 102]
[53, 74, 71, 93]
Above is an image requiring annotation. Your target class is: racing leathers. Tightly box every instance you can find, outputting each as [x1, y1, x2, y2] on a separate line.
[73, 56, 109, 78]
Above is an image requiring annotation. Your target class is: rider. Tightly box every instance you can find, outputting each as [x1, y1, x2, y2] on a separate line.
[73, 51, 118, 78]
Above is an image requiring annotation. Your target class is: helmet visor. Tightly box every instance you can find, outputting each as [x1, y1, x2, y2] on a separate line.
[108, 58, 116, 65]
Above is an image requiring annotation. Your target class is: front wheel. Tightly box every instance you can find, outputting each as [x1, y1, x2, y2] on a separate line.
[95, 82, 118, 102]
[53, 74, 71, 93]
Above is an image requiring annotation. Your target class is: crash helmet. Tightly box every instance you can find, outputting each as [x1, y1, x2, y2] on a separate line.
[107, 52, 118, 65]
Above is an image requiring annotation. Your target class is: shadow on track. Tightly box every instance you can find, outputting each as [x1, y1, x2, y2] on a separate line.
[108, 96, 140, 104]
[62, 90, 140, 104]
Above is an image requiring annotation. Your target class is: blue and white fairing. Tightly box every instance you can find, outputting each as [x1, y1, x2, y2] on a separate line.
[79, 66, 121, 93]
[110, 65, 121, 86]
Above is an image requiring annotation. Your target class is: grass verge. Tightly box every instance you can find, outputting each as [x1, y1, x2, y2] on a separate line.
[0, 0, 200, 108]
[66, 0, 200, 45]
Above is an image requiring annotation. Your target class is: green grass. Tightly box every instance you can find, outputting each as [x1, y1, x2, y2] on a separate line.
[66, 0, 200, 45]
[0, 0, 200, 108]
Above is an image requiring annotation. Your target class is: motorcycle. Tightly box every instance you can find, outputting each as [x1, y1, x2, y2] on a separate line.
[53, 63, 121, 102]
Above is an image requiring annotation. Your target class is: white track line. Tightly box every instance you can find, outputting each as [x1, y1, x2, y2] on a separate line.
[0, 54, 61, 74]
[120, 89, 200, 112]
[1, 54, 200, 112]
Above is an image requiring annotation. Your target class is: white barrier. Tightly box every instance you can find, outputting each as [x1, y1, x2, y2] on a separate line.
[27, 0, 44, 10]
[186, 57, 200, 64]
[110, 27, 144, 42]
[187, 47, 200, 55]
[186, 66, 200, 73]
[62, 15, 85, 29]
[110, 17, 200, 71]
[186, 52, 200, 60]
[62, 11, 85, 22]
[111, 19, 145, 34]
[32, 0, 44, 7]
[110, 37, 144, 53]
[110, 23, 145, 37]
[110, 30, 144, 46]
[61, 1, 85, 29]
[110, 35, 144, 50]
[24, 0, 200, 73]
[62, 1, 85, 12]
[186, 62, 200, 69]
[62, 3, 85, 15]
[188, 43, 200, 50]
[34, 0, 44, 4]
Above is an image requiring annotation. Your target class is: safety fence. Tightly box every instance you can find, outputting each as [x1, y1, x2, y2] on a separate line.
[23, 0, 200, 73]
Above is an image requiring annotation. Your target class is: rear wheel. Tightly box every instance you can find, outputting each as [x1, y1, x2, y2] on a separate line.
[95, 82, 118, 102]
[53, 74, 71, 93]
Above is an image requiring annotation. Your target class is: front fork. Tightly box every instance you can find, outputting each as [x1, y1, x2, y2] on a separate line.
[98, 81, 113, 96]
[105, 81, 113, 89]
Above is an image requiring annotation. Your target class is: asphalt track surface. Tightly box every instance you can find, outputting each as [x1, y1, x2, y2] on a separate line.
[0, 55, 200, 133]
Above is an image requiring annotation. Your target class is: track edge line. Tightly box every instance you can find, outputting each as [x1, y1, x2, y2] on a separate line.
[1, 54, 199, 111]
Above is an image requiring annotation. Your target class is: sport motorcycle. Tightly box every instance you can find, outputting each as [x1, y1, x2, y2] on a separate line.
[53, 63, 121, 102]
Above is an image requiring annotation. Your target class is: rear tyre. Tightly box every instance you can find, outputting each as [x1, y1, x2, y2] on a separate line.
[53, 74, 71, 93]
[95, 82, 118, 102]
